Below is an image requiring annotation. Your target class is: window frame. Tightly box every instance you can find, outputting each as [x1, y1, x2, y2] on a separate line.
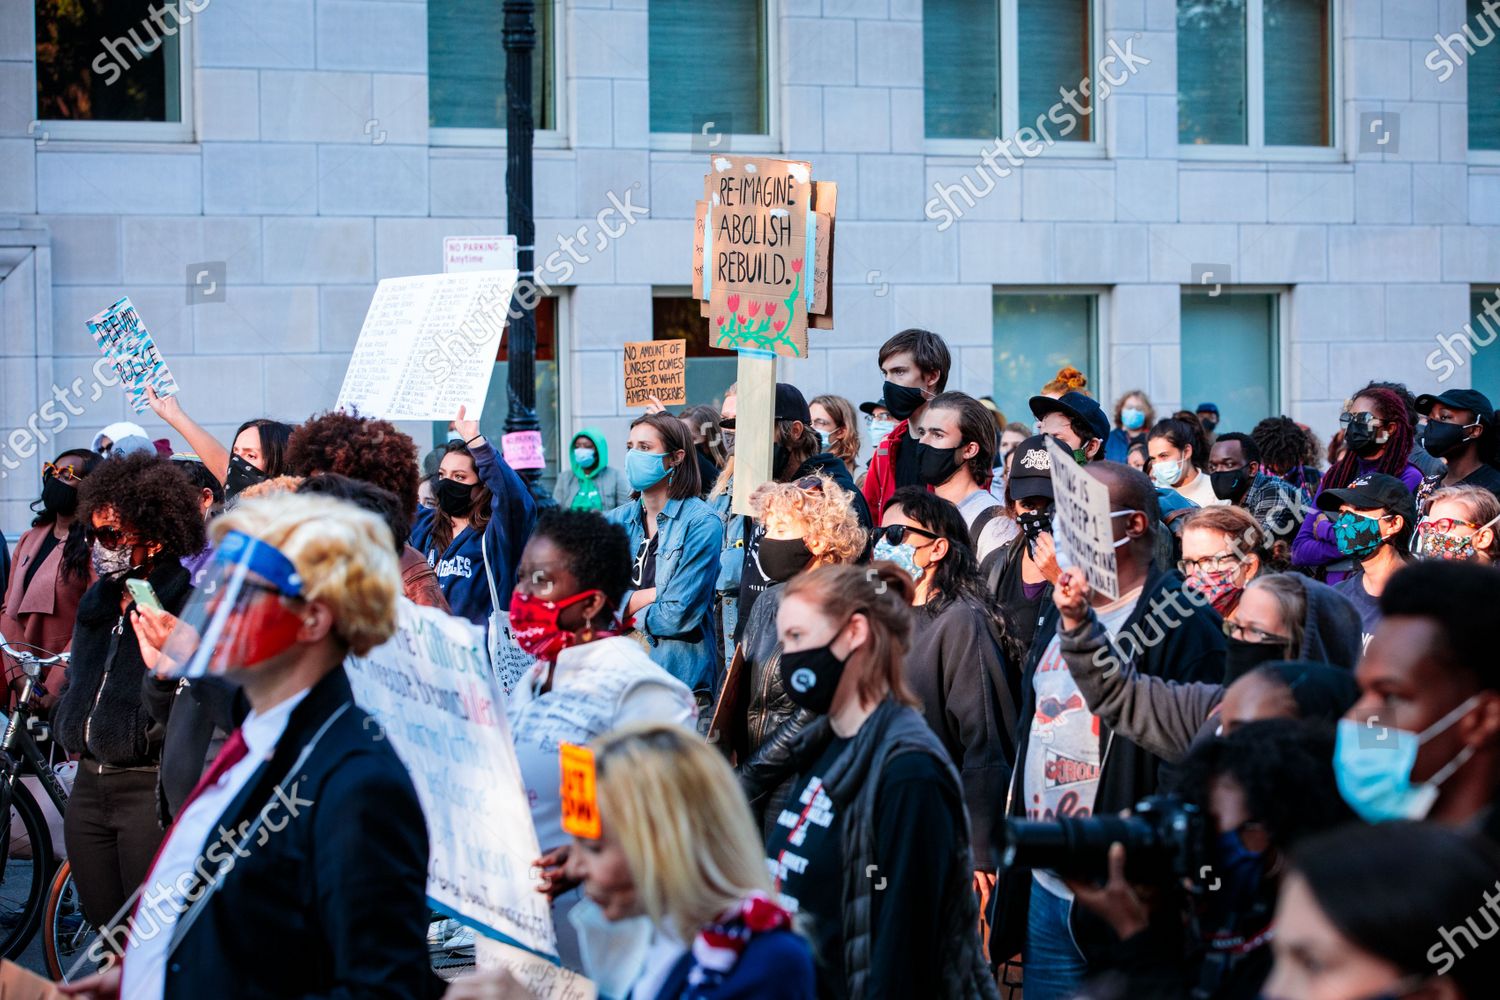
[647, 0, 779, 153]
[1177, 0, 1341, 162]
[991, 285, 1110, 415]
[1179, 284, 1285, 423]
[924, 0, 1107, 160]
[35, 1, 196, 143]
[428, 0, 569, 150]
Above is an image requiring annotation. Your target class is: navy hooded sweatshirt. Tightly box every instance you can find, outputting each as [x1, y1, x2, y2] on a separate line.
[411, 439, 536, 631]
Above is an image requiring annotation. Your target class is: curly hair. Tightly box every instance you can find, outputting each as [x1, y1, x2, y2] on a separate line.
[286, 411, 420, 516]
[1251, 415, 1320, 485]
[234, 475, 305, 502]
[78, 452, 207, 563]
[750, 475, 865, 565]
[1041, 365, 1088, 396]
[1322, 386, 1415, 492]
[531, 509, 634, 612]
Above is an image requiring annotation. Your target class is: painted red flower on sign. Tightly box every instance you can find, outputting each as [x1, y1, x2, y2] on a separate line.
[763, 302, 776, 318]
[748, 301, 761, 318]
[726, 293, 740, 312]
[773, 320, 785, 332]
[717, 316, 725, 326]
[791, 259, 803, 274]
[738, 314, 746, 325]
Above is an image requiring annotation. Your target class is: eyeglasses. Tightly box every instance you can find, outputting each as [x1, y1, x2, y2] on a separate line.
[874, 524, 938, 546]
[1338, 412, 1379, 428]
[792, 476, 826, 492]
[42, 463, 83, 484]
[1179, 553, 1242, 575]
[87, 525, 132, 551]
[1417, 517, 1478, 535]
[1222, 619, 1289, 645]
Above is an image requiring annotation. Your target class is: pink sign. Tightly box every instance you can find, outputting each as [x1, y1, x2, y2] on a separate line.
[501, 431, 545, 470]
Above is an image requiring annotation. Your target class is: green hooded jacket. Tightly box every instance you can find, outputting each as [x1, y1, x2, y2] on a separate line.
[555, 428, 629, 511]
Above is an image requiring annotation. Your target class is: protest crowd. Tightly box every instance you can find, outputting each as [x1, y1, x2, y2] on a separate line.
[6, 316, 1500, 1000]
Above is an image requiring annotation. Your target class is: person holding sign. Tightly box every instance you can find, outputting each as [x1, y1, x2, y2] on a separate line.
[606, 413, 722, 702]
[412, 406, 537, 633]
[991, 462, 1226, 1000]
[144, 388, 293, 499]
[758, 563, 997, 1000]
[506, 510, 696, 968]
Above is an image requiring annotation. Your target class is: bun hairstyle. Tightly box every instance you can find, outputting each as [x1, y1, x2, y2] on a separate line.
[783, 562, 919, 709]
[1150, 415, 1210, 471]
[1042, 366, 1089, 396]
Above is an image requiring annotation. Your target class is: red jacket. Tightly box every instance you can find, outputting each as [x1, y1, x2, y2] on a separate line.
[861, 420, 910, 517]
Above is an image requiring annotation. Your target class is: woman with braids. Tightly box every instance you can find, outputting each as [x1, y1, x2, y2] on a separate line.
[52, 452, 205, 938]
[760, 562, 998, 1000]
[1, 448, 101, 702]
[411, 406, 537, 631]
[877, 487, 1018, 873]
[1292, 385, 1422, 583]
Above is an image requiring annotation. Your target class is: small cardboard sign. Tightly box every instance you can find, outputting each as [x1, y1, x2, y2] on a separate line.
[444, 235, 519, 274]
[86, 296, 179, 414]
[623, 339, 687, 408]
[1045, 436, 1120, 600]
[559, 743, 601, 840]
[501, 430, 546, 471]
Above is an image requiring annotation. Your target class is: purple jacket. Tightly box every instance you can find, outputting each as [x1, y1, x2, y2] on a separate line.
[1292, 458, 1423, 584]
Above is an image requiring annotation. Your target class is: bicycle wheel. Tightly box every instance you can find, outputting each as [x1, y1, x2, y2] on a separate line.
[44, 861, 98, 982]
[0, 780, 54, 958]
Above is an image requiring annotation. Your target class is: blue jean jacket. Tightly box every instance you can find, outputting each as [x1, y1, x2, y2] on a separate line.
[607, 496, 721, 693]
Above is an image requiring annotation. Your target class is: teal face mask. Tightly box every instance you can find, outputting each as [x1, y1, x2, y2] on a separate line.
[625, 449, 671, 492]
[873, 537, 923, 582]
[1333, 695, 1481, 822]
[1333, 511, 1385, 559]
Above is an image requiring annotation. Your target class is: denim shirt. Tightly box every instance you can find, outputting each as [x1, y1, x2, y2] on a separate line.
[710, 482, 746, 593]
[607, 495, 721, 693]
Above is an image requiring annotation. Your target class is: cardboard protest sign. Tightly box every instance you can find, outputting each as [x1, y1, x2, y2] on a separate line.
[730, 352, 778, 517]
[810, 181, 837, 328]
[559, 743, 601, 839]
[335, 270, 518, 421]
[622, 340, 687, 407]
[345, 600, 555, 957]
[488, 611, 538, 696]
[85, 297, 178, 414]
[1044, 437, 1120, 600]
[501, 430, 545, 470]
[702, 156, 812, 357]
[476, 939, 598, 1000]
[444, 235, 518, 274]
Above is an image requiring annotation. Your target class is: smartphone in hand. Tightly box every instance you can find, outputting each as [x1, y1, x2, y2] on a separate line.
[126, 578, 164, 612]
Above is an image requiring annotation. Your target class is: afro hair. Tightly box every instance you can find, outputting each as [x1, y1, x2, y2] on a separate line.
[286, 411, 421, 516]
[78, 451, 207, 562]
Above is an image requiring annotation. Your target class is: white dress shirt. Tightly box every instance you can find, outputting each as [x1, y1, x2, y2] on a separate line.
[121, 689, 308, 1000]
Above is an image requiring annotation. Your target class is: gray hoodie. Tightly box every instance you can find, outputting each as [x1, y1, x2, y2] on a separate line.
[1057, 574, 1363, 763]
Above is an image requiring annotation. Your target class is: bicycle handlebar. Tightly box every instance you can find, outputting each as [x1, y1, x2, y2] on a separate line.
[0, 639, 69, 668]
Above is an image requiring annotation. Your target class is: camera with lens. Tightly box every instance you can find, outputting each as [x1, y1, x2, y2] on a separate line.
[998, 795, 1211, 887]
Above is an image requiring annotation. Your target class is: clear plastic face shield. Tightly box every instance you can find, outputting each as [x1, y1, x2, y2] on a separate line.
[158, 530, 307, 678]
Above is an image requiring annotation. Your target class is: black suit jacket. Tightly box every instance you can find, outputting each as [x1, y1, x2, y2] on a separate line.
[160, 666, 436, 1000]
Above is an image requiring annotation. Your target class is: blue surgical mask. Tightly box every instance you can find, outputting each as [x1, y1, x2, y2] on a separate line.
[573, 446, 597, 469]
[818, 429, 832, 450]
[869, 418, 896, 440]
[1151, 459, 1183, 488]
[1333, 696, 1481, 823]
[625, 449, 671, 492]
[873, 537, 923, 581]
[1121, 406, 1146, 431]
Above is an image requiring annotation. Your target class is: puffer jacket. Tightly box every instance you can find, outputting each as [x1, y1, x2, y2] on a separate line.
[778, 700, 999, 1000]
[54, 562, 193, 767]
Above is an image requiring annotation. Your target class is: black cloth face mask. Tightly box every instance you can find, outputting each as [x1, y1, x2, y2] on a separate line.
[41, 476, 79, 516]
[225, 454, 270, 499]
[882, 381, 927, 421]
[436, 478, 475, 517]
[778, 638, 849, 714]
[1017, 508, 1052, 541]
[757, 536, 816, 583]
[1224, 637, 1291, 684]
[914, 442, 963, 486]
[1210, 468, 1251, 502]
[1422, 420, 1475, 459]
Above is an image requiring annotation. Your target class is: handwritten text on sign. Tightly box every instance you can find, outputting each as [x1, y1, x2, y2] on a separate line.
[86, 297, 179, 415]
[345, 599, 556, 956]
[622, 339, 687, 407]
[501, 431, 546, 470]
[1044, 437, 1120, 600]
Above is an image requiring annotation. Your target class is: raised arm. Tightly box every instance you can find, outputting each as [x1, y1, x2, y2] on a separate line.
[146, 387, 231, 482]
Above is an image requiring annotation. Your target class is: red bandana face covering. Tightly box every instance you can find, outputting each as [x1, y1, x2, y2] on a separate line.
[508, 589, 607, 661]
[1187, 566, 1244, 616]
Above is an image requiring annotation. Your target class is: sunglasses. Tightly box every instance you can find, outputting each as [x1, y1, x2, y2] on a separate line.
[874, 524, 938, 546]
[87, 525, 132, 551]
[42, 462, 83, 484]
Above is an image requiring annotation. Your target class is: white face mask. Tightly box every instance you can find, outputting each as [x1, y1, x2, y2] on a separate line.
[1110, 508, 1143, 548]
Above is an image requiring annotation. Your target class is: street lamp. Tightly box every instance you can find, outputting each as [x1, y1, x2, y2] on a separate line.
[502, 0, 550, 504]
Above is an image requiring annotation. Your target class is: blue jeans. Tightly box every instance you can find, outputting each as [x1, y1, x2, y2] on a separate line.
[1024, 877, 1087, 1000]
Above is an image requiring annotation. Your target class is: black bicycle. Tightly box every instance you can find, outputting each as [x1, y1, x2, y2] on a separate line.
[0, 639, 73, 960]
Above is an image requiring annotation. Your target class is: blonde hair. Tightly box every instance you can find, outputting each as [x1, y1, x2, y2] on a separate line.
[212, 493, 400, 655]
[749, 475, 866, 564]
[1041, 366, 1089, 396]
[234, 474, 305, 501]
[811, 394, 861, 475]
[1244, 574, 1306, 657]
[593, 723, 773, 943]
[1427, 485, 1500, 558]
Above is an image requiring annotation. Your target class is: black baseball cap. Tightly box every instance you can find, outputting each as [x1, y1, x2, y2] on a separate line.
[774, 383, 813, 424]
[1007, 435, 1055, 501]
[1315, 473, 1417, 525]
[1029, 391, 1110, 443]
[858, 399, 890, 417]
[1415, 389, 1495, 425]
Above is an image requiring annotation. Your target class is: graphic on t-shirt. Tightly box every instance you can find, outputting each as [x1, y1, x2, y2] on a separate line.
[1044, 748, 1101, 787]
[1035, 691, 1086, 724]
[769, 775, 835, 914]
